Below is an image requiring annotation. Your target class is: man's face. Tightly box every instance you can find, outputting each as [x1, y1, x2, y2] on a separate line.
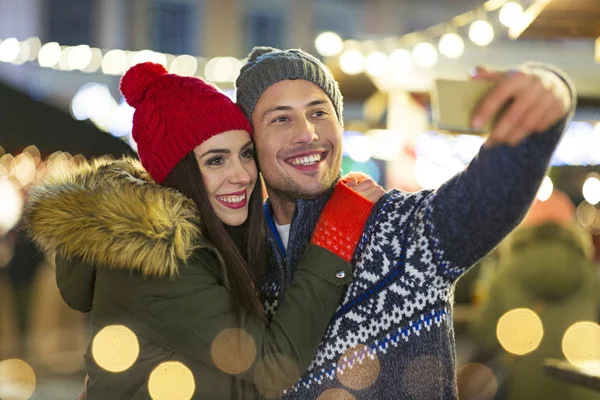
[251, 80, 343, 202]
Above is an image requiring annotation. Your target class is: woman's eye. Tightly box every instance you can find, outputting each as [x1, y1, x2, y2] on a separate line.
[241, 148, 254, 159]
[207, 157, 223, 166]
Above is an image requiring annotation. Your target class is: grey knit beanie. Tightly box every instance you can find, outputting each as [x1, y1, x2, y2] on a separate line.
[235, 46, 343, 125]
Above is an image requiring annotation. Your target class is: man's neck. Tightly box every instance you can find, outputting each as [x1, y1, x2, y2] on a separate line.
[268, 195, 296, 225]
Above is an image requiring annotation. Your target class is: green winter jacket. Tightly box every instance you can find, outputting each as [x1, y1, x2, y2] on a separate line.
[470, 222, 600, 400]
[25, 158, 353, 399]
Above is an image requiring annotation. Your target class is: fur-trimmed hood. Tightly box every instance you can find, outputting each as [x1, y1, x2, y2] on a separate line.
[24, 157, 203, 278]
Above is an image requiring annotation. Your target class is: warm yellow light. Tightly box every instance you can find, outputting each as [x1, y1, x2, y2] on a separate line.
[499, 2, 524, 28]
[315, 31, 344, 57]
[91, 325, 139, 373]
[211, 329, 256, 375]
[317, 388, 356, 400]
[562, 321, 600, 367]
[148, 361, 195, 400]
[496, 308, 544, 355]
[13, 153, 36, 187]
[0, 359, 37, 400]
[365, 51, 389, 77]
[339, 49, 365, 75]
[389, 49, 413, 72]
[412, 42, 438, 68]
[337, 344, 380, 391]
[469, 20, 495, 46]
[439, 33, 465, 59]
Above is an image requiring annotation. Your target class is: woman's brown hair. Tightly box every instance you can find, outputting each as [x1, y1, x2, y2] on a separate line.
[162, 152, 267, 322]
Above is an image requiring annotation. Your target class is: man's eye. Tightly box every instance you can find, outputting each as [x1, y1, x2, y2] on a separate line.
[272, 116, 289, 123]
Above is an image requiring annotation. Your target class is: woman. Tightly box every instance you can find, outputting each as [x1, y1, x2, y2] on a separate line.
[24, 62, 382, 399]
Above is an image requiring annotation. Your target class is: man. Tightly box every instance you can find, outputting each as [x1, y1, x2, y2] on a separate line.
[235, 47, 573, 398]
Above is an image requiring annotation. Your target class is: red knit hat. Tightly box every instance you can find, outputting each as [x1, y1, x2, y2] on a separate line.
[120, 62, 253, 183]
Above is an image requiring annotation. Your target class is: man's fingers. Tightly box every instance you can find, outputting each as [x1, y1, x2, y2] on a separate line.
[489, 80, 543, 143]
[472, 71, 528, 130]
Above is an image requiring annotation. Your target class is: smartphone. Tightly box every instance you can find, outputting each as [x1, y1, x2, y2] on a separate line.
[432, 79, 499, 135]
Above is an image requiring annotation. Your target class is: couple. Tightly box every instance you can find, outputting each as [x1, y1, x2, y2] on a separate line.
[25, 47, 573, 399]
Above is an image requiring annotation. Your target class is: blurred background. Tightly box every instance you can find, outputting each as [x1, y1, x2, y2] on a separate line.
[0, 0, 599, 399]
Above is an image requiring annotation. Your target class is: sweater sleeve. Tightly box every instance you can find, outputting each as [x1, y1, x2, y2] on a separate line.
[404, 65, 574, 282]
[132, 245, 351, 396]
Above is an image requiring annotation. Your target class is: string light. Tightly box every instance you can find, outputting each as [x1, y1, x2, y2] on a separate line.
[315, 31, 344, 57]
[438, 33, 465, 59]
[469, 20, 495, 46]
[389, 49, 413, 72]
[412, 42, 438, 68]
[499, 2, 524, 28]
[339, 49, 365, 75]
[365, 51, 389, 76]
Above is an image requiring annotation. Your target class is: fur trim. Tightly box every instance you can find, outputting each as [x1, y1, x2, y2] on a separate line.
[24, 157, 202, 277]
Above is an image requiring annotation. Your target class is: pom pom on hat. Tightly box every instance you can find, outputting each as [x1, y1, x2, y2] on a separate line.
[119, 62, 252, 183]
[120, 62, 168, 108]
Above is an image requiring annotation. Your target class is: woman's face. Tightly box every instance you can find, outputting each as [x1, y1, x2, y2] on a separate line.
[194, 130, 257, 227]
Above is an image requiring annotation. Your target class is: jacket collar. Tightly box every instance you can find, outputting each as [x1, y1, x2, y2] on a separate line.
[24, 157, 204, 278]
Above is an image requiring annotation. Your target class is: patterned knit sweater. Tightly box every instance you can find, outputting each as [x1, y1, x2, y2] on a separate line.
[261, 79, 573, 399]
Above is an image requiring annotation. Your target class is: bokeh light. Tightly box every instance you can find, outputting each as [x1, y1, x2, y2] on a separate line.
[211, 329, 256, 375]
[412, 42, 438, 68]
[25, 37, 42, 62]
[169, 54, 198, 76]
[101, 49, 127, 75]
[582, 174, 600, 205]
[499, 2, 524, 28]
[438, 33, 464, 59]
[536, 176, 553, 202]
[389, 48, 413, 72]
[315, 31, 344, 57]
[0, 359, 36, 400]
[562, 321, 600, 368]
[0, 38, 20, 63]
[469, 20, 494, 46]
[37, 42, 61, 68]
[148, 361, 195, 400]
[337, 344, 380, 391]
[68, 44, 93, 70]
[496, 308, 544, 355]
[317, 388, 356, 400]
[254, 354, 299, 397]
[347, 135, 373, 162]
[0, 178, 23, 234]
[365, 51, 389, 77]
[91, 325, 139, 373]
[339, 49, 365, 75]
[457, 363, 497, 400]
